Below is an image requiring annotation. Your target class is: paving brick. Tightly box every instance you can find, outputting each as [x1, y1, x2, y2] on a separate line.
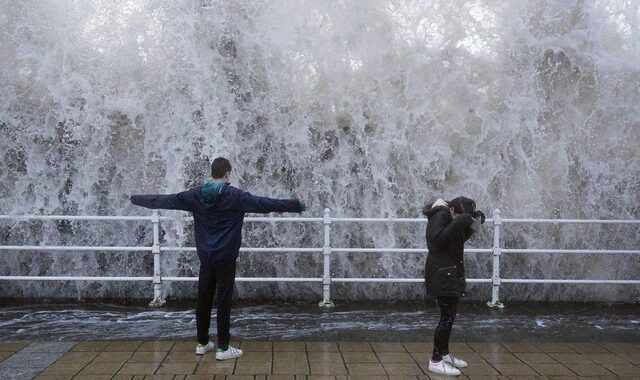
[371, 342, 406, 352]
[0, 351, 14, 362]
[78, 361, 125, 375]
[376, 352, 415, 363]
[342, 351, 379, 363]
[500, 342, 541, 353]
[402, 342, 432, 352]
[240, 341, 273, 351]
[54, 351, 97, 364]
[137, 341, 174, 352]
[272, 361, 309, 374]
[534, 342, 576, 353]
[0, 341, 29, 352]
[104, 341, 142, 352]
[307, 352, 344, 363]
[492, 363, 539, 376]
[306, 342, 339, 352]
[467, 343, 509, 353]
[528, 363, 576, 376]
[565, 363, 616, 376]
[71, 341, 110, 352]
[117, 362, 161, 375]
[585, 353, 631, 365]
[34, 374, 75, 380]
[235, 351, 272, 363]
[382, 362, 424, 375]
[171, 341, 197, 352]
[93, 351, 134, 362]
[449, 342, 475, 353]
[566, 343, 610, 354]
[513, 352, 557, 364]
[549, 352, 594, 363]
[347, 362, 386, 375]
[309, 362, 348, 375]
[129, 351, 168, 363]
[600, 343, 640, 354]
[338, 342, 372, 352]
[156, 362, 197, 375]
[234, 362, 271, 374]
[273, 342, 305, 351]
[479, 352, 522, 364]
[600, 363, 640, 376]
[164, 351, 202, 363]
[195, 362, 235, 375]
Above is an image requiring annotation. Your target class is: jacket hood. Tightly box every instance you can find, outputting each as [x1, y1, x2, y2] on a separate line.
[422, 198, 449, 219]
[201, 181, 227, 204]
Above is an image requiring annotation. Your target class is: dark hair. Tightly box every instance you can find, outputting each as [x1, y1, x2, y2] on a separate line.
[211, 157, 231, 179]
[449, 196, 476, 215]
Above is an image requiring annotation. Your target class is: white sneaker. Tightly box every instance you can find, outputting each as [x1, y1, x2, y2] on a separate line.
[195, 341, 215, 355]
[443, 353, 468, 368]
[215, 345, 243, 360]
[428, 359, 461, 376]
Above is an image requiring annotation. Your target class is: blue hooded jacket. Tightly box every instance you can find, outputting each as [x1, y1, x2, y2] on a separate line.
[130, 183, 303, 267]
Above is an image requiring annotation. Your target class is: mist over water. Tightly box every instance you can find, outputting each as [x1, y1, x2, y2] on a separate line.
[1, 1, 639, 301]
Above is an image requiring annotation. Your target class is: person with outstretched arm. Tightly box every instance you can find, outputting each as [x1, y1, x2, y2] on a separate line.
[130, 157, 305, 360]
[422, 196, 485, 376]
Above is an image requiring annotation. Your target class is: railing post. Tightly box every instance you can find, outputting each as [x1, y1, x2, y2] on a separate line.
[319, 208, 334, 308]
[487, 209, 504, 308]
[149, 211, 166, 307]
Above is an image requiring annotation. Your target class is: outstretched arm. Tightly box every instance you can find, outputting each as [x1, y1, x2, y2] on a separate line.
[130, 189, 196, 212]
[238, 190, 304, 214]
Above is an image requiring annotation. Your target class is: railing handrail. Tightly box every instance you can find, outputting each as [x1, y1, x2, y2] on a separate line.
[1, 210, 638, 307]
[3, 213, 640, 224]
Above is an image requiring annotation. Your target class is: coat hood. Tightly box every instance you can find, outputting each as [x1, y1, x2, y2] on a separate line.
[200, 181, 228, 204]
[422, 198, 449, 219]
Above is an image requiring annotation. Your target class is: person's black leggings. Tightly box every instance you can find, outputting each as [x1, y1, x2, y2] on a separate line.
[196, 261, 236, 349]
[432, 296, 459, 361]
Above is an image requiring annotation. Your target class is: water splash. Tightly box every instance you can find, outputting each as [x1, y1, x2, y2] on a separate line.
[0, 0, 639, 301]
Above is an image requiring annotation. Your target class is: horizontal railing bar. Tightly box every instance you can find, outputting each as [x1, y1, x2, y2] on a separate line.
[0, 215, 152, 221]
[1, 277, 636, 285]
[0, 246, 152, 251]
[332, 218, 427, 223]
[332, 278, 492, 283]
[331, 248, 492, 253]
[162, 277, 323, 282]
[502, 218, 640, 224]
[501, 279, 640, 284]
[331, 218, 496, 224]
[0, 276, 153, 281]
[502, 249, 640, 254]
[4, 215, 638, 225]
[161, 247, 323, 253]
[158, 216, 323, 222]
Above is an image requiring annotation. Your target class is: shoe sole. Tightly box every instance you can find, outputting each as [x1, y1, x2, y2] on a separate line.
[216, 354, 242, 361]
[428, 367, 461, 376]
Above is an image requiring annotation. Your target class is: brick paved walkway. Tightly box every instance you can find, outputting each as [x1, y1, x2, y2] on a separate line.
[1, 340, 639, 379]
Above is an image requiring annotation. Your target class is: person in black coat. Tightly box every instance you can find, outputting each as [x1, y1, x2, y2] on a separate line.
[423, 196, 485, 376]
[131, 157, 305, 360]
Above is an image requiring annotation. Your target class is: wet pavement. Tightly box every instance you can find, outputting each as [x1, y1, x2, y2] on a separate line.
[0, 302, 639, 378]
[1, 339, 639, 379]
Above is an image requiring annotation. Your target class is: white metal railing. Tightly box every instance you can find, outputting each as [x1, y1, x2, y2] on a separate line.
[1, 209, 639, 308]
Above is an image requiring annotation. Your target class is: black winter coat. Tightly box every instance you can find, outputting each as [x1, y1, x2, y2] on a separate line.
[424, 205, 474, 297]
